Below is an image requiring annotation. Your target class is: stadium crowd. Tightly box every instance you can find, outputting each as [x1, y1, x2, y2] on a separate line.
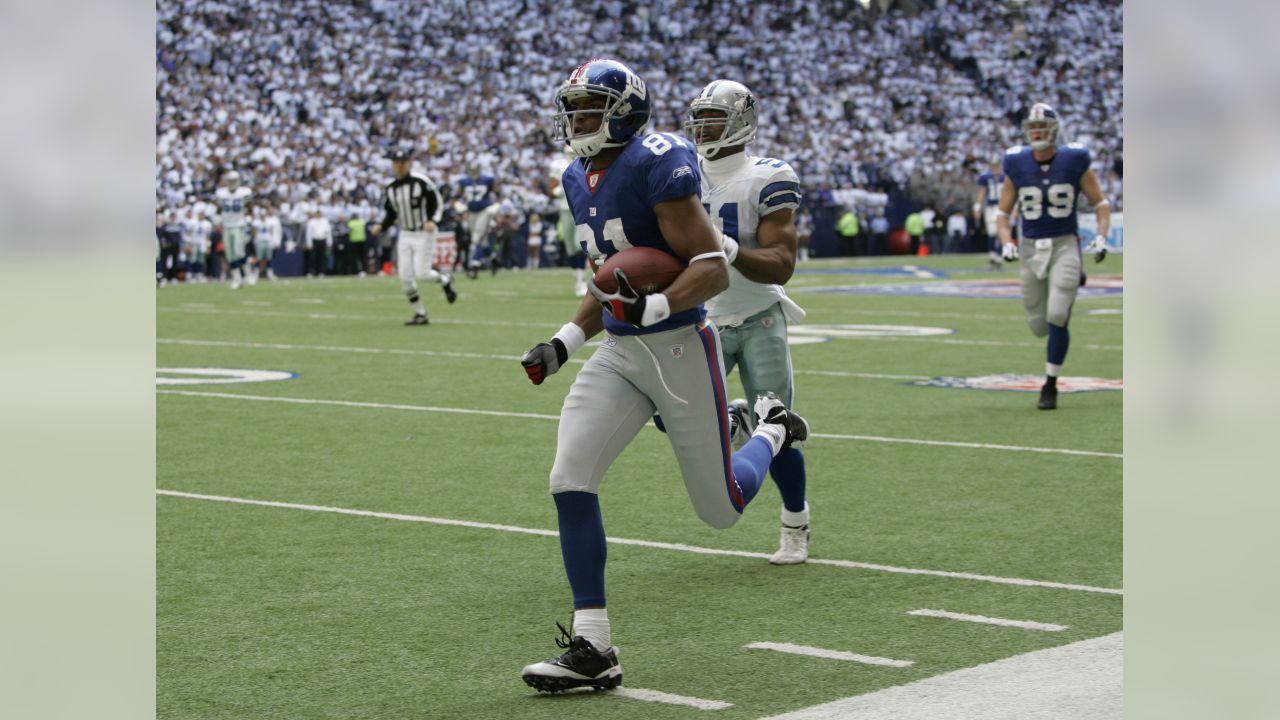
[155, 0, 1123, 274]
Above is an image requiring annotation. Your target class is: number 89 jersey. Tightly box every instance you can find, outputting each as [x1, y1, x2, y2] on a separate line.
[1002, 143, 1091, 239]
[562, 132, 704, 336]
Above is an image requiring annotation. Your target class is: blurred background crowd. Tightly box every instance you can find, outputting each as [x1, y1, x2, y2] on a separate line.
[155, 0, 1122, 280]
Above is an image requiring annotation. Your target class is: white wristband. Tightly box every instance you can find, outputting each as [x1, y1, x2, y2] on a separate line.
[640, 293, 671, 327]
[722, 235, 740, 264]
[1094, 199, 1110, 208]
[688, 250, 727, 264]
[995, 209, 1010, 218]
[552, 322, 586, 357]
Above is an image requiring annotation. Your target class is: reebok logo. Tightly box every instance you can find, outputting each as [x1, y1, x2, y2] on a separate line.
[672, 165, 693, 180]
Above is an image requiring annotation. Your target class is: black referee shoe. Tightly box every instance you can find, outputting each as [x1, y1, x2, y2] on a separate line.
[443, 279, 457, 304]
[405, 313, 429, 326]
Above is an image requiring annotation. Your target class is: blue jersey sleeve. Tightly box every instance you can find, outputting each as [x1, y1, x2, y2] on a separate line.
[643, 135, 701, 207]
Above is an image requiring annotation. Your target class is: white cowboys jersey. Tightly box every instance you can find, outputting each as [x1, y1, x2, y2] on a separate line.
[215, 187, 253, 229]
[701, 153, 804, 327]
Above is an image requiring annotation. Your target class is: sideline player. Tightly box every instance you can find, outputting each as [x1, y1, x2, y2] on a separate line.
[974, 157, 1006, 270]
[518, 59, 809, 693]
[548, 147, 588, 296]
[371, 147, 456, 325]
[996, 103, 1112, 409]
[458, 161, 500, 277]
[214, 170, 252, 289]
[684, 79, 812, 565]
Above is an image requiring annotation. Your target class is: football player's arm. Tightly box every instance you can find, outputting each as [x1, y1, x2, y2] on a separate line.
[1080, 169, 1111, 238]
[521, 259, 606, 386]
[995, 177, 1017, 246]
[655, 194, 729, 310]
[733, 208, 797, 285]
[973, 185, 986, 220]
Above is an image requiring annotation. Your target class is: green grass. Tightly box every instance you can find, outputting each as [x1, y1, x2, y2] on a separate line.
[158, 253, 1123, 719]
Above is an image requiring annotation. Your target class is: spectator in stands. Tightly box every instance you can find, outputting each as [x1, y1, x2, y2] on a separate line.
[869, 213, 890, 257]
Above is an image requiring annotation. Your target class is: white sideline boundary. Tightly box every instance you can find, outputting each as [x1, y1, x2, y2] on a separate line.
[907, 608, 1068, 632]
[759, 632, 1122, 720]
[156, 389, 1121, 460]
[156, 490, 1122, 595]
[746, 642, 913, 668]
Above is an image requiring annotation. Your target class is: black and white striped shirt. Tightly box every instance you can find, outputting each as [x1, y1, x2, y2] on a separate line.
[381, 173, 442, 232]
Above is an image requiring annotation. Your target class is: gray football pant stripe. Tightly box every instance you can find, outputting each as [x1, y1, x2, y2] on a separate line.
[549, 323, 743, 529]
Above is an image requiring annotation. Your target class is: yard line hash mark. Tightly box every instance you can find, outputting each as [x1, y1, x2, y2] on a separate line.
[907, 609, 1068, 632]
[156, 490, 1123, 595]
[746, 642, 913, 667]
[156, 389, 1122, 459]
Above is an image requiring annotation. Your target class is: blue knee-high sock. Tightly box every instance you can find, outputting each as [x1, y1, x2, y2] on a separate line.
[553, 491, 607, 609]
[1047, 322, 1070, 366]
[769, 448, 807, 513]
[729, 436, 774, 509]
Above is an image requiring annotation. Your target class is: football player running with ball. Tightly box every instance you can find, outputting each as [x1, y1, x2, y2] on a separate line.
[996, 103, 1112, 410]
[685, 80, 813, 565]
[518, 59, 809, 693]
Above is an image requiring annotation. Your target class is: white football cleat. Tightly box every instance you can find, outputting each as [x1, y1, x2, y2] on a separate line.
[770, 525, 810, 565]
[574, 280, 588, 298]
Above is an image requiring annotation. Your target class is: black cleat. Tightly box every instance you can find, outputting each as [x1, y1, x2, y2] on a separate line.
[1038, 381, 1058, 410]
[754, 392, 809, 450]
[521, 623, 621, 694]
[443, 279, 457, 304]
[405, 313, 429, 326]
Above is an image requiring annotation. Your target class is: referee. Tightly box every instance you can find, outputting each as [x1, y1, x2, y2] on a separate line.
[371, 147, 457, 325]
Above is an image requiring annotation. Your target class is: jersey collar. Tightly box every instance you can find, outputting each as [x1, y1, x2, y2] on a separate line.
[701, 152, 748, 182]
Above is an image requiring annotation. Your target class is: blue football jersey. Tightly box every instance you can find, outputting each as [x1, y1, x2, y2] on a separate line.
[976, 170, 1005, 206]
[1002, 144, 1092, 239]
[562, 132, 703, 336]
[458, 175, 497, 212]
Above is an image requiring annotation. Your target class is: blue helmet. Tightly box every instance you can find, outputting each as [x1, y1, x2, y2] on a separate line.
[553, 59, 650, 158]
[1022, 102, 1060, 151]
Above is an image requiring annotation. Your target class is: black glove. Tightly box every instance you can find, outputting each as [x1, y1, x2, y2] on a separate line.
[588, 268, 648, 326]
[521, 338, 568, 385]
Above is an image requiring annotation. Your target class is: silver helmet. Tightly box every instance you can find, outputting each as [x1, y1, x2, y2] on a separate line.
[684, 80, 759, 159]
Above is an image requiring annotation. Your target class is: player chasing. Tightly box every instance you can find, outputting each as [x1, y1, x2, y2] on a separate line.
[518, 59, 809, 694]
[684, 79, 812, 565]
[974, 156, 1006, 270]
[996, 103, 1112, 410]
[215, 170, 252, 289]
[371, 147, 457, 326]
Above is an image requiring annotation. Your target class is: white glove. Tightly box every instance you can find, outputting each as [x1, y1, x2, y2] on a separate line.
[1001, 242, 1019, 261]
[722, 234, 740, 264]
[1087, 234, 1108, 263]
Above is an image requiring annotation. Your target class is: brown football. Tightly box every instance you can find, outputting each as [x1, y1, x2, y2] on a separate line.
[593, 247, 685, 295]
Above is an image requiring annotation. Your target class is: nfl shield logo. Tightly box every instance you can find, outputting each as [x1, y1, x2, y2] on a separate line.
[670, 344, 684, 358]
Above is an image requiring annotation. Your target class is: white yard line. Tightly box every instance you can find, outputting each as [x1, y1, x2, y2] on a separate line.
[155, 490, 1122, 595]
[158, 337, 931, 381]
[810, 432, 1122, 459]
[746, 642, 913, 668]
[906, 608, 1068, 632]
[611, 687, 733, 710]
[158, 308, 1120, 349]
[156, 388, 1122, 460]
[759, 632, 1122, 720]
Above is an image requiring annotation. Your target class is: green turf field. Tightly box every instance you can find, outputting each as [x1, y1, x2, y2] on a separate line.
[157, 254, 1122, 719]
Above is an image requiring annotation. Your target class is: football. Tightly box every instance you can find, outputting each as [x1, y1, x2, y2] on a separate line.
[593, 247, 685, 295]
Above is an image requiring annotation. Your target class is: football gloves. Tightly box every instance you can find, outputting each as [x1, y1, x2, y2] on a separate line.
[1086, 234, 1109, 263]
[1001, 242, 1020, 261]
[588, 268, 670, 327]
[521, 339, 567, 385]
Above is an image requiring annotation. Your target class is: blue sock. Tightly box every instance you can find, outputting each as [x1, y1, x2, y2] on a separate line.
[552, 491, 607, 609]
[729, 436, 774, 509]
[769, 448, 807, 513]
[1047, 322, 1070, 366]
